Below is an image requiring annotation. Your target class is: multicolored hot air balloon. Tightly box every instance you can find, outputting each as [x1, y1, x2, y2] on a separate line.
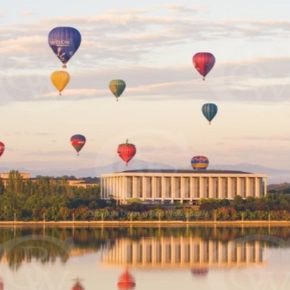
[51, 71, 70, 95]
[48, 27, 81, 68]
[191, 156, 209, 170]
[70, 135, 86, 155]
[202, 103, 218, 124]
[117, 140, 136, 165]
[0, 142, 5, 158]
[109, 79, 126, 101]
[192, 52, 215, 80]
[117, 270, 136, 290]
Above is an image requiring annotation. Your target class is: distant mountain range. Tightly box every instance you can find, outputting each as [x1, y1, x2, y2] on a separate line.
[0, 160, 289, 184]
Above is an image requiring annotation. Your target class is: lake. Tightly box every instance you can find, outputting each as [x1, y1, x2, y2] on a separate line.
[0, 226, 289, 290]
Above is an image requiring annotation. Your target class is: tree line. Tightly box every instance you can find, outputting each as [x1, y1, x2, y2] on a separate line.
[1, 171, 290, 221]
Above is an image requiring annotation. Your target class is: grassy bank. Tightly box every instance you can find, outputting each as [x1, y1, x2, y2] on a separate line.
[0, 220, 290, 227]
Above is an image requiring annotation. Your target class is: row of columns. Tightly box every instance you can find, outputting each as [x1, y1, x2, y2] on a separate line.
[102, 238, 264, 267]
[101, 175, 267, 202]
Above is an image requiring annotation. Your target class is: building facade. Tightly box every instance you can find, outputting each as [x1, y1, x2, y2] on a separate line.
[101, 170, 267, 203]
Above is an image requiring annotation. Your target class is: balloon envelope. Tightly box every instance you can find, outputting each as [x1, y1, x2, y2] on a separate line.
[191, 156, 209, 170]
[71, 135, 86, 154]
[48, 27, 81, 67]
[0, 142, 5, 157]
[202, 103, 218, 123]
[109, 79, 126, 100]
[117, 140, 136, 165]
[51, 71, 70, 95]
[192, 52, 215, 79]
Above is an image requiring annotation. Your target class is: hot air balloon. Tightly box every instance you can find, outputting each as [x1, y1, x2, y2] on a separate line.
[51, 71, 70, 95]
[191, 156, 209, 170]
[117, 270, 136, 290]
[117, 140, 136, 165]
[109, 79, 126, 101]
[192, 52, 215, 80]
[0, 142, 5, 158]
[48, 27, 81, 68]
[70, 135, 86, 155]
[202, 103, 218, 124]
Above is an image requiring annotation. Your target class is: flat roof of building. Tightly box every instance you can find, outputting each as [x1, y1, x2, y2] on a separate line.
[120, 169, 252, 174]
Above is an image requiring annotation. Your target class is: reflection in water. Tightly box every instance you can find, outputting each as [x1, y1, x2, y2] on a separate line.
[0, 226, 290, 270]
[102, 237, 265, 269]
[117, 270, 136, 290]
[72, 280, 85, 290]
[191, 268, 209, 277]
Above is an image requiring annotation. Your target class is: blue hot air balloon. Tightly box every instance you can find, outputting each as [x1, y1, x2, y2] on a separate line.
[202, 103, 218, 124]
[48, 27, 81, 68]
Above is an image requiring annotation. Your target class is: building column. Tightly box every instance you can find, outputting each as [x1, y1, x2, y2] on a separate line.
[171, 177, 175, 203]
[246, 177, 251, 198]
[199, 177, 204, 199]
[132, 177, 138, 199]
[218, 177, 222, 199]
[227, 178, 232, 199]
[264, 178, 267, 197]
[236, 177, 241, 197]
[152, 177, 156, 201]
[190, 178, 194, 201]
[142, 177, 147, 201]
[180, 177, 185, 203]
[255, 177, 260, 198]
[209, 177, 214, 199]
[161, 177, 166, 202]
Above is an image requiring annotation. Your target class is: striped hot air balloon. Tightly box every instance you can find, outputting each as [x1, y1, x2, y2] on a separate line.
[192, 52, 215, 80]
[202, 103, 218, 124]
[191, 156, 209, 170]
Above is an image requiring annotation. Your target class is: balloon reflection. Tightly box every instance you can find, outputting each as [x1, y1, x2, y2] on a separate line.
[117, 270, 136, 290]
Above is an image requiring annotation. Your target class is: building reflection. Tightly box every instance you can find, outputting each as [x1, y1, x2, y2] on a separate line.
[102, 237, 266, 269]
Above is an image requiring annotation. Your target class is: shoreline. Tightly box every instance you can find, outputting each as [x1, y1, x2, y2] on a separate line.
[0, 220, 289, 227]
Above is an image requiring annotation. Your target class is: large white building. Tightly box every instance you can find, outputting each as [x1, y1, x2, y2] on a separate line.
[101, 170, 268, 204]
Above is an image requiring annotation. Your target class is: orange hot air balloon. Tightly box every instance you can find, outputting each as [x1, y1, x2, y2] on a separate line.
[51, 70, 70, 95]
[192, 52, 215, 80]
[117, 139, 136, 165]
[117, 270, 136, 290]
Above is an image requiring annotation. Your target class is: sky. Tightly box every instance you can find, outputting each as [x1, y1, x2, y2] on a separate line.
[1, 0, 290, 176]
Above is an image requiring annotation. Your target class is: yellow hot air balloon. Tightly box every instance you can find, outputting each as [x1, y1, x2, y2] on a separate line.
[51, 71, 70, 95]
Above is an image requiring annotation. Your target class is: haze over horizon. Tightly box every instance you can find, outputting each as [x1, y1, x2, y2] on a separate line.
[1, 0, 290, 180]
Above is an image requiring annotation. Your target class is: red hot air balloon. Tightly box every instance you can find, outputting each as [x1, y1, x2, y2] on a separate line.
[70, 135, 86, 156]
[117, 140, 136, 165]
[192, 52, 215, 80]
[117, 270, 136, 290]
[0, 142, 5, 157]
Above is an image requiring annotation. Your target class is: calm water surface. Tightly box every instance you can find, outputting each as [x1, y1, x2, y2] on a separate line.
[0, 226, 289, 290]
